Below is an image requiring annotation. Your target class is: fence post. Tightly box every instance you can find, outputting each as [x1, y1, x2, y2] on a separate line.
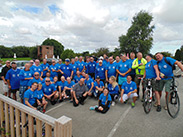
[54, 116, 72, 137]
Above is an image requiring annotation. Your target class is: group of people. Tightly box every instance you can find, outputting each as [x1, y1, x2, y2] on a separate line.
[1, 52, 183, 114]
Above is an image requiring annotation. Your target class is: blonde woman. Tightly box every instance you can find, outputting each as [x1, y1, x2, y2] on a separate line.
[108, 76, 119, 106]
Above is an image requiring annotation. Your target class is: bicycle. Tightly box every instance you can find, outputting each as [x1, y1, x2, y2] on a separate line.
[166, 75, 181, 118]
[143, 78, 154, 114]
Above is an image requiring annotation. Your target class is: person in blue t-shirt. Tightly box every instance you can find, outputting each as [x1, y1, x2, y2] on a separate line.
[6, 62, 21, 100]
[128, 52, 136, 81]
[74, 71, 83, 83]
[33, 83, 48, 113]
[28, 72, 42, 87]
[95, 60, 106, 83]
[40, 59, 49, 78]
[87, 57, 97, 79]
[31, 59, 43, 77]
[56, 59, 63, 81]
[103, 56, 109, 68]
[116, 54, 131, 89]
[90, 88, 112, 114]
[143, 54, 161, 111]
[106, 57, 117, 83]
[19, 63, 34, 103]
[155, 52, 183, 110]
[77, 56, 85, 72]
[61, 58, 73, 79]
[24, 82, 38, 110]
[70, 58, 78, 78]
[85, 74, 94, 96]
[93, 76, 104, 98]
[62, 77, 75, 100]
[42, 77, 58, 105]
[119, 75, 138, 108]
[108, 76, 119, 106]
[85, 57, 90, 74]
[58, 76, 67, 102]
[49, 60, 62, 78]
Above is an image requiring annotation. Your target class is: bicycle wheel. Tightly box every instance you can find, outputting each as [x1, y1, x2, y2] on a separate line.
[143, 89, 152, 114]
[166, 91, 180, 118]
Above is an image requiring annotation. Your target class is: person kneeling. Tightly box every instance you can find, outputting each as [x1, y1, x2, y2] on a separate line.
[72, 78, 89, 107]
[119, 75, 138, 108]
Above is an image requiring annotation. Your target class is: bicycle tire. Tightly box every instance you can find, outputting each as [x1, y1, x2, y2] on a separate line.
[166, 90, 180, 118]
[143, 89, 152, 114]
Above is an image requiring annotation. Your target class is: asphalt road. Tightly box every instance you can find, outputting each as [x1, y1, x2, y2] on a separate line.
[0, 70, 183, 137]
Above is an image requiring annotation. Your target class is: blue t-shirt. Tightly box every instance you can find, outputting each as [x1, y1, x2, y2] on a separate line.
[56, 63, 63, 70]
[157, 57, 176, 80]
[74, 75, 83, 83]
[99, 93, 112, 107]
[28, 78, 42, 87]
[122, 81, 137, 94]
[77, 61, 85, 72]
[33, 89, 44, 100]
[31, 65, 43, 76]
[87, 61, 97, 74]
[61, 64, 73, 78]
[128, 59, 136, 75]
[85, 78, 94, 90]
[49, 65, 58, 78]
[117, 60, 130, 78]
[19, 69, 33, 86]
[42, 83, 56, 96]
[108, 83, 119, 95]
[103, 60, 109, 67]
[40, 63, 49, 77]
[145, 59, 157, 79]
[94, 81, 104, 90]
[106, 63, 116, 78]
[53, 81, 60, 91]
[95, 65, 106, 80]
[65, 81, 75, 88]
[24, 89, 36, 106]
[58, 80, 67, 91]
[6, 68, 21, 89]
[70, 63, 77, 76]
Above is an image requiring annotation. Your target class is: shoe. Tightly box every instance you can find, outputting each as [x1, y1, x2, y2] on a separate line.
[42, 109, 46, 113]
[80, 102, 84, 105]
[164, 106, 167, 110]
[50, 100, 56, 105]
[153, 102, 158, 107]
[69, 100, 73, 103]
[131, 102, 135, 108]
[114, 95, 118, 100]
[59, 99, 63, 103]
[156, 105, 161, 112]
[112, 101, 115, 106]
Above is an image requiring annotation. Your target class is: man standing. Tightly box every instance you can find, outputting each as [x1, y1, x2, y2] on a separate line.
[87, 57, 97, 79]
[40, 59, 49, 78]
[128, 52, 136, 81]
[56, 59, 63, 80]
[95, 60, 106, 84]
[77, 56, 85, 73]
[70, 58, 78, 78]
[155, 52, 183, 110]
[106, 56, 117, 83]
[1, 60, 11, 97]
[6, 62, 21, 100]
[72, 78, 89, 107]
[19, 63, 34, 103]
[31, 59, 43, 77]
[132, 52, 147, 98]
[49, 60, 61, 78]
[61, 58, 73, 79]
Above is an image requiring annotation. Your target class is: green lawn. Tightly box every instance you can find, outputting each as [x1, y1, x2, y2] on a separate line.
[0, 57, 32, 64]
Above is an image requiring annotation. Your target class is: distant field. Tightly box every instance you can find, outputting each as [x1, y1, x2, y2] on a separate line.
[0, 57, 31, 64]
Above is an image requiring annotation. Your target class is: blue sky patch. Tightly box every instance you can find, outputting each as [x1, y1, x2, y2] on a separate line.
[11, 6, 42, 14]
[48, 4, 60, 15]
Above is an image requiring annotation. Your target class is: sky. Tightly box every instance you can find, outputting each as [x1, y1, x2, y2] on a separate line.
[0, 0, 183, 55]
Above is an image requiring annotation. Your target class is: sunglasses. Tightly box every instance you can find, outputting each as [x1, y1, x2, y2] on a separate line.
[34, 74, 39, 76]
[46, 80, 50, 82]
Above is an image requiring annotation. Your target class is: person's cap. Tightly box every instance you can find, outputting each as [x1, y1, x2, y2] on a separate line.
[96, 76, 100, 79]
[65, 58, 70, 62]
[146, 53, 153, 58]
[99, 60, 102, 63]
[99, 56, 104, 60]
[120, 53, 125, 56]
[11, 62, 16, 64]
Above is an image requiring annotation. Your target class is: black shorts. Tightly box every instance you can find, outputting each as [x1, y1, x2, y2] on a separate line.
[11, 89, 19, 93]
[38, 99, 43, 103]
[32, 102, 38, 108]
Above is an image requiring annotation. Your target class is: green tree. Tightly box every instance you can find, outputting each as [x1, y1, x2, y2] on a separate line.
[29, 46, 38, 59]
[61, 49, 75, 60]
[12, 46, 30, 57]
[42, 38, 64, 56]
[93, 47, 109, 57]
[175, 49, 181, 61]
[161, 51, 173, 57]
[119, 10, 154, 55]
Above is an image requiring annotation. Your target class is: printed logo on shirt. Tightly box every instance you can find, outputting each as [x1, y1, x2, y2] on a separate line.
[38, 69, 41, 71]
[113, 66, 115, 69]
[101, 68, 104, 71]
[130, 87, 133, 90]
[124, 64, 127, 67]
[49, 88, 51, 91]
[67, 67, 69, 69]
[24, 73, 27, 76]
[93, 64, 95, 66]
[12, 74, 15, 77]
[125, 87, 128, 90]
[163, 65, 167, 68]
[29, 73, 31, 76]
[120, 65, 122, 67]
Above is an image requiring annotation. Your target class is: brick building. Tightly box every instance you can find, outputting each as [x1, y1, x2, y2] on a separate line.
[37, 45, 54, 59]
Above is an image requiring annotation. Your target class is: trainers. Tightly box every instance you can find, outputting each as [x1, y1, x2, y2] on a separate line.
[89, 105, 98, 110]
[42, 109, 46, 113]
[153, 102, 158, 107]
[156, 105, 161, 112]
[131, 102, 135, 108]
[59, 99, 63, 103]
[164, 106, 167, 110]
[112, 101, 115, 106]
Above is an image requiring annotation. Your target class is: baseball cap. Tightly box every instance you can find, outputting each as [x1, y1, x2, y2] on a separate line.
[146, 53, 153, 58]
[11, 62, 16, 64]
[96, 76, 100, 79]
[65, 58, 70, 62]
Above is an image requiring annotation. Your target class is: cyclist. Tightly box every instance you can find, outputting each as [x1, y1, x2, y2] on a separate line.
[155, 52, 183, 110]
[142, 54, 161, 111]
[132, 52, 147, 100]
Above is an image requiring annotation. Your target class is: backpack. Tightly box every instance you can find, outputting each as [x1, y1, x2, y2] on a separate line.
[157, 57, 176, 71]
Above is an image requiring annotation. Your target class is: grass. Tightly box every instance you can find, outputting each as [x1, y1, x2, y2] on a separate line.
[0, 57, 32, 64]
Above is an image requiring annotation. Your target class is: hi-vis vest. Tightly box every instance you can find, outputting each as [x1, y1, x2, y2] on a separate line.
[132, 58, 147, 75]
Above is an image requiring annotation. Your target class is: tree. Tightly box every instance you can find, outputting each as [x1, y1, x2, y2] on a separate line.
[29, 46, 38, 59]
[94, 47, 109, 57]
[119, 11, 154, 55]
[161, 51, 173, 57]
[175, 49, 181, 61]
[42, 38, 64, 56]
[12, 46, 30, 57]
[61, 49, 75, 60]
